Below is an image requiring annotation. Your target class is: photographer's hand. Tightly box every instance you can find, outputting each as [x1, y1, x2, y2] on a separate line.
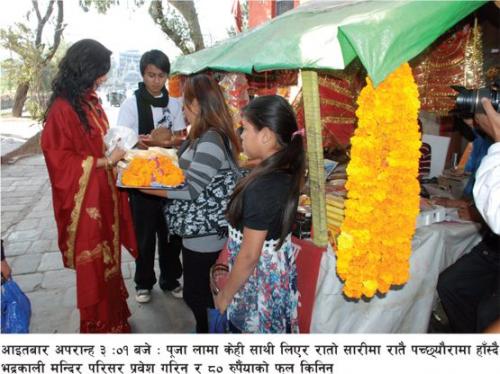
[475, 98, 500, 142]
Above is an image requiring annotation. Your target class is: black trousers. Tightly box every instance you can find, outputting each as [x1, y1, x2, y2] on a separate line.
[182, 246, 221, 333]
[437, 234, 500, 332]
[129, 191, 182, 291]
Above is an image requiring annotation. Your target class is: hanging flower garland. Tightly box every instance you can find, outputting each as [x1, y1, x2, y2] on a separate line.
[336, 63, 421, 299]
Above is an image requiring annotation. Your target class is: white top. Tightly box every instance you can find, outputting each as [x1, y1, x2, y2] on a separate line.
[473, 142, 500, 235]
[117, 94, 186, 134]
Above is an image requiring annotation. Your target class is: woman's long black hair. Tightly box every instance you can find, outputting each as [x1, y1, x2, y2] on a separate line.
[226, 95, 305, 249]
[44, 39, 112, 131]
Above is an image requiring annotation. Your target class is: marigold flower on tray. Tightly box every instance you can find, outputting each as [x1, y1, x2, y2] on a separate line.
[336, 63, 421, 300]
[121, 156, 184, 188]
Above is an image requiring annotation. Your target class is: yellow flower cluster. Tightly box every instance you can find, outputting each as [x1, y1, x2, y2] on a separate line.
[336, 63, 421, 299]
[122, 156, 184, 187]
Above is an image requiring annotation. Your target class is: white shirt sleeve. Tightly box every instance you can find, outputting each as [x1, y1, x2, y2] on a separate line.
[473, 142, 500, 234]
[168, 98, 187, 132]
[116, 96, 139, 134]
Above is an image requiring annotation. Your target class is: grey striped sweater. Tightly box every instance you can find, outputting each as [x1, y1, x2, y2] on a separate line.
[168, 129, 231, 201]
[168, 129, 232, 253]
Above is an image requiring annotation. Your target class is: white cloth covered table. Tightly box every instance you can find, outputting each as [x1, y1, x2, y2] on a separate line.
[310, 222, 482, 333]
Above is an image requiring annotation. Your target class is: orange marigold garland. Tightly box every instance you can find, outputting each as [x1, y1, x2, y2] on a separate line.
[336, 63, 421, 299]
[121, 156, 184, 187]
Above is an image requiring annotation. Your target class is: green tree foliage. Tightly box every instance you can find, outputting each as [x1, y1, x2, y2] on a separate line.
[0, 0, 65, 118]
[79, 0, 145, 13]
[79, 0, 204, 54]
[0, 24, 33, 90]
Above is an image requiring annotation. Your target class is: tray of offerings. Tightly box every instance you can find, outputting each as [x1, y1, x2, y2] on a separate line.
[116, 148, 186, 190]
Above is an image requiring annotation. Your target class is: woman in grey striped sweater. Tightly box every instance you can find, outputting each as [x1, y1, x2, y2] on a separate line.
[142, 74, 240, 332]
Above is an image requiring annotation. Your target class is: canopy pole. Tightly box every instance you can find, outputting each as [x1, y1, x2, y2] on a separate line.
[300, 70, 328, 247]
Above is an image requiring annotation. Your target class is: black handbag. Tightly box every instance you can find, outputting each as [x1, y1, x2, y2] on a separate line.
[164, 135, 244, 238]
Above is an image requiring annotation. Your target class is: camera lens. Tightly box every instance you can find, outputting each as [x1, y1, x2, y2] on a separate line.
[454, 86, 499, 115]
[491, 89, 500, 112]
[455, 88, 476, 115]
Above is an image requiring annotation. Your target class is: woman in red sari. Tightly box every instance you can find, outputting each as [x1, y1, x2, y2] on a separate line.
[41, 39, 137, 333]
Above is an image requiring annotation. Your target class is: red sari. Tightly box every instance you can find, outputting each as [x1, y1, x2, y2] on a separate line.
[41, 92, 137, 333]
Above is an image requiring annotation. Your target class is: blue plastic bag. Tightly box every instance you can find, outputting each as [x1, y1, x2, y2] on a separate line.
[1, 278, 31, 333]
[207, 308, 228, 333]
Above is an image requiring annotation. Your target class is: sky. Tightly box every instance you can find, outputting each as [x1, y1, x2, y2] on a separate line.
[0, 0, 236, 60]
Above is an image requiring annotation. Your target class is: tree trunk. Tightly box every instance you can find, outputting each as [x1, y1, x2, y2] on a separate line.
[148, 0, 205, 55]
[1, 131, 42, 164]
[12, 82, 30, 117]
[170, 0, 205, 51]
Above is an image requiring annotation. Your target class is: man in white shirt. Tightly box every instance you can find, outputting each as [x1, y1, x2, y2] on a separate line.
[473, 97, 500, 333]
[473, 98, 500, 234]
[117, 50, 186, 303]
[117, 71, 186, 148]
[437, 97, 500, 333]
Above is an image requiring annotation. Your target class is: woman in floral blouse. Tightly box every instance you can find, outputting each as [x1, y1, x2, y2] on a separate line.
[215, 95, 305, 333]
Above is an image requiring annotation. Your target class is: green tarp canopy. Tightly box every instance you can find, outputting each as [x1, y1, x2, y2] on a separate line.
[172, 0, 485, 86]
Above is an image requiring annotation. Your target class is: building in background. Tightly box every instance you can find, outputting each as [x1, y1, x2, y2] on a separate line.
[248, 0, 299, 29]
[118, 50, 142, 91]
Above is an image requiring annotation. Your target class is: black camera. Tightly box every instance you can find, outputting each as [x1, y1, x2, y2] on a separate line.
[451, 81, 499, 116]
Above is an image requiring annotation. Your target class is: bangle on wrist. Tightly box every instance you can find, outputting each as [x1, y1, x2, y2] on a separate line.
[105, 156, 114, 169]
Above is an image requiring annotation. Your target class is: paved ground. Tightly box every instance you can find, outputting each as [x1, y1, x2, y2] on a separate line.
[0, 115, 41, 157]
[0, 111, 449, 334]
[1, 113, 195, 333]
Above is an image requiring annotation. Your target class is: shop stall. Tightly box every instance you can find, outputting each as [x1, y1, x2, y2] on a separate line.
[171, 0, 487, 332]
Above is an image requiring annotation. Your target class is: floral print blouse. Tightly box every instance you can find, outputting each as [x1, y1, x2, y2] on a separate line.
[226, 225, 299, 333]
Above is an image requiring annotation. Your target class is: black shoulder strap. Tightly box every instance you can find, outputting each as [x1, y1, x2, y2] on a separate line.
[177, 138, 192, 158]
[179, 131, 242, 177]
[220, 134, 243, 178]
